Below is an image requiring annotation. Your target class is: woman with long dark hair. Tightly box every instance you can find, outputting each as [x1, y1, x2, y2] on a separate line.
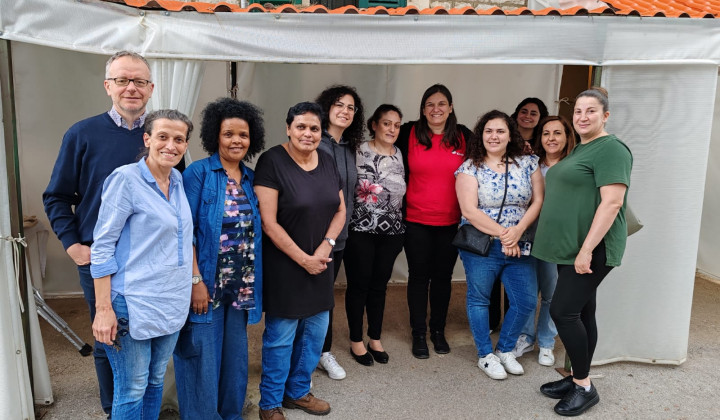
[396, 84, 472, 358]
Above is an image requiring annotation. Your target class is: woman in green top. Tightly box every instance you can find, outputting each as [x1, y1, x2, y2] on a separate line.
[532, 87, 632, 417]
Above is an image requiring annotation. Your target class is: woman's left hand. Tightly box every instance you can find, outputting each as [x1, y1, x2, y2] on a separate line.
[502, 243, 521, 258]
[574, 249, 593, 274]
[499, 226, 523, 248]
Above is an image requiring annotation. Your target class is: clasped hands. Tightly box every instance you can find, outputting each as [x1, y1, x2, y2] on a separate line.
[300, 242, 333, 275]
[498, 226, 522, 258]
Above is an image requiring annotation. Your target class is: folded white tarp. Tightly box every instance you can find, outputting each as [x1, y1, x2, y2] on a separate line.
[2, 0, 720, 65]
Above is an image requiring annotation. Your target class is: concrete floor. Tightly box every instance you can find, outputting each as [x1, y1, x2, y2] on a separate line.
[36, 277, 719, 420]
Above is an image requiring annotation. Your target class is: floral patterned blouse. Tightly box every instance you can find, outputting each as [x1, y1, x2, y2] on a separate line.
[213, 177, 255, 310]
[455, 154, 539, 242]
[350, 141, 406, 235]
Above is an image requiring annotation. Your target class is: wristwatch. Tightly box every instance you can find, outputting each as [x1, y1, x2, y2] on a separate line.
[192, 274, 203, 285]
[324, 237, 336, 247]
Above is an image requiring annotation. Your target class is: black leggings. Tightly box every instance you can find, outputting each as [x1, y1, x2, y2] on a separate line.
[344, 231, 405, 342]
[405, 222, 458, 336]
[550, 241, 613, 380]
[322, 249, 344, 353]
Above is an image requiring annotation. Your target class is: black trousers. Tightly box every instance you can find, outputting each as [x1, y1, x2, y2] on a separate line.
[550, 241, 613, 380]
[404, 222, 458, 336]
[322, 249, 344, 353]
[344, 231, 405, 342]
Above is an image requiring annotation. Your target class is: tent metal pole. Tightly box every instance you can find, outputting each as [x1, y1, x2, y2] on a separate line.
[0, 39, 34, 393]
[591, 66, 603, 88]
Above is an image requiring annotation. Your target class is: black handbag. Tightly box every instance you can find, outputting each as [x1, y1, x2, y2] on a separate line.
[452, 159, 509, 256]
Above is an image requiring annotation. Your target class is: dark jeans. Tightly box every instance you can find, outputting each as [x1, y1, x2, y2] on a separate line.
[78, 264, 114, 415]
[344, 231, 405, 342]
[550, 241, 613, 380]
[322, 249, 344, 353]
[404, 222, 458, 336]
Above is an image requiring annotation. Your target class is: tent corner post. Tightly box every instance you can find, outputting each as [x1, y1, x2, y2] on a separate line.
[0, 38, 34, 396]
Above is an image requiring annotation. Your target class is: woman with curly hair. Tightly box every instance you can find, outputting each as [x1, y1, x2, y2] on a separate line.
[488, 98, 549, 332]
[314, 85, 365, 380]
[174, 97, 265, 419]
[455, 110, 543, 380]
[396, 84, 472, 358]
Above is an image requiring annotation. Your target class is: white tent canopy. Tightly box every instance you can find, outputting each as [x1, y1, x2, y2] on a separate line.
[2, 0, 718, 417]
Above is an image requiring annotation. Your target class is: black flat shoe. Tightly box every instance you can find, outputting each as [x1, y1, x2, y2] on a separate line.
[540, 375, 574, 399]
[554, 383, 599, 416]
[367, 343, 389, 364]
[350, 347, 374, 366]
[430, 330, 450, 354]
[411, 335, 429, 359]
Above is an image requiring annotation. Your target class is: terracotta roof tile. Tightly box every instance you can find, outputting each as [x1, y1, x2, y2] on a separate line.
[104, 0, 720, 17]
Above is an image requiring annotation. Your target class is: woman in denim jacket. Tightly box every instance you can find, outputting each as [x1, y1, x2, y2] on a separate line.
[174, 98, 265, 420]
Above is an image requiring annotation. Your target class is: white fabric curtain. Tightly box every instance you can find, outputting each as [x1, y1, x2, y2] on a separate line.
[235, 61, 564, 283]
[0, 82, 34, 419]
[148, 59, 206, 164]
[593, 65, 718, 364]
[697, 74, 720, 281]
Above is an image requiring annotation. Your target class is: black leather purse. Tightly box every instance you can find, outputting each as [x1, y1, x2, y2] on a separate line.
[452, 159, 509, 256]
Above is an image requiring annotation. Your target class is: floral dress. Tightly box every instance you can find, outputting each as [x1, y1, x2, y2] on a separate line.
[213, 177, 255, 310]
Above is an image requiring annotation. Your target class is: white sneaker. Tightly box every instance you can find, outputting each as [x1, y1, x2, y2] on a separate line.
[318, 352, 346, 380]
[511, 334, 534, 358]
[495, 350, 524, 375]
[477, 353, 507, 380]
[538, 347, 555, 366]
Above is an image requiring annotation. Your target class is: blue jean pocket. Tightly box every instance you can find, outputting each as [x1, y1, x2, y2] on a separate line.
[174, 321, 200, 358]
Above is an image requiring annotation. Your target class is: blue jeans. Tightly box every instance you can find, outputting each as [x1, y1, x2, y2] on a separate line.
[78, 264, 113, 415]
[520, 259, 558, 349]
[174, 304, 249, 420]
[459, 241, 537, 357]
[259, 311, 329, 410]
[104, 295, 179, 420]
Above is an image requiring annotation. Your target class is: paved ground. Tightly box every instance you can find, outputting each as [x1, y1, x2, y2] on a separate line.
[36, 277, 719, 420]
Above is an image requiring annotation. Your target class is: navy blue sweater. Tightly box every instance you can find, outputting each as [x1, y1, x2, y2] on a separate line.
[43, 113, 145, 249]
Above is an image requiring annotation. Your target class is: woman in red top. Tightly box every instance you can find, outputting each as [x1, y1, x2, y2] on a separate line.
[396, 84, 472, 359]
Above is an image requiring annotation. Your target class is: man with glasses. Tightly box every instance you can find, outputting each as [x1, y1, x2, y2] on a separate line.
[43, 50, 155, 418]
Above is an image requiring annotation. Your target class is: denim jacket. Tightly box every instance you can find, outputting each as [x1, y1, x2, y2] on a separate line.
[182, 153, 263, 325]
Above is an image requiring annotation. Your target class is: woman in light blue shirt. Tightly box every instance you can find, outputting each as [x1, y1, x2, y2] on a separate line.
[91, 109, 194, 420]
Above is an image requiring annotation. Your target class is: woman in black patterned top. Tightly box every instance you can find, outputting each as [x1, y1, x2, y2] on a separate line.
[344, 104, 406, 366]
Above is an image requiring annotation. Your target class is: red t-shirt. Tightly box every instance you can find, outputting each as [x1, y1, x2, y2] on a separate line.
[405, 127, 465, 226]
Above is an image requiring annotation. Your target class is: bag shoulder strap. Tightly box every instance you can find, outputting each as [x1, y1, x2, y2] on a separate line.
[495, 158, 509, 223]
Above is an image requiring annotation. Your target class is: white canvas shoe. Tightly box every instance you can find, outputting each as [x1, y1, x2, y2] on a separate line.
[538, 347, 555, 366]
[495, 350, 525, 375]
[318, 352, 346, 380]
[511, 334, 534, 358]
[478, 353, 507, 380]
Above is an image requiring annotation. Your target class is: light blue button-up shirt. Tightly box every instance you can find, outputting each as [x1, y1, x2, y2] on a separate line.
[91, 157, 193, 340]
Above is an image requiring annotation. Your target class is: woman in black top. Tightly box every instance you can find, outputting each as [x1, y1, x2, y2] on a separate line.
[254, 102, 346, 419]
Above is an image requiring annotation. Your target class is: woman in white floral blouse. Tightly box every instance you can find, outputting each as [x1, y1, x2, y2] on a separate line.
[344, 104, 406, 366]
[455, 110, 544, 380]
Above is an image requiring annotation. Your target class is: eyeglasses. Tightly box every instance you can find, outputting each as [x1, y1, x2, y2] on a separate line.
[333, 101, 357, 113]
[105, 77, 152, 88]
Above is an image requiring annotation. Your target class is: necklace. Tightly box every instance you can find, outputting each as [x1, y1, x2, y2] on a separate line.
[369, 140, 394, 156]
